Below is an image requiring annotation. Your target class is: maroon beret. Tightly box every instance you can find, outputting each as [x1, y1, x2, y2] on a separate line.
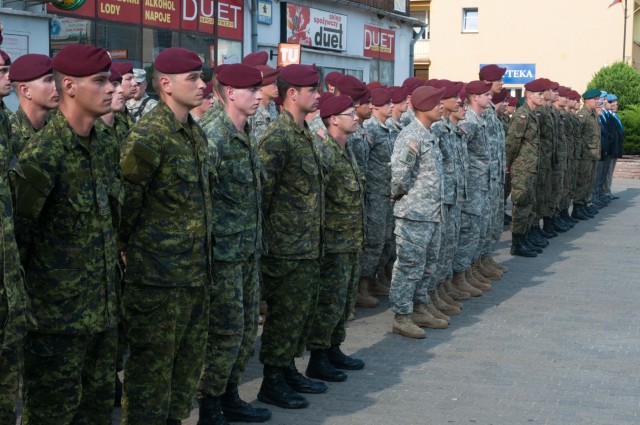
[427, 79, 464, 99]
[465, 80, 493, 95]
[548, 80, 560, 91]
[371, 87, 392, 106]
[0, 49, 11, 66]
[273, 96, 283, 106]
[367, 81, 383, 90]
[336, 75, 370, 104]
[524, 78, 549, 92]
[492, 88, 509, 104]
[109, 66, 122, 83]
[53, 44, 111, 77]
[218, 63, 262, 88]
[255, 65, 280, 86]
[557, 86, 571, 98]
[411, 86, 445, 112]
[214, 64, 229, 76]
[571, 90, 582, 101]
[317, 91, 335, 110]
[479, 64, 506, 81]
[243, 51, 268, 67]
[320, 95, 353, 119]
[390, 86, 409, 104]
[111, 61, 133, 76]
[279, 63, 319, 87]
[9, 54, 52, 82]
[203, 81, 214, 97]
[154, 48, 202, 74]
[402, 77, 426, 94]
[507, 97, 519, 107]
[324, 71, 343, 86]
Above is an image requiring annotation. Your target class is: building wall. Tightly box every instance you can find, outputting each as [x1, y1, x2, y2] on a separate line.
[429, 0, 635, 92]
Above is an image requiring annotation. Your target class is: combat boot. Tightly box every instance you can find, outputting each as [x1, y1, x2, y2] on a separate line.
[485, 255, 508, 273]
[412, 303, 448, 328]
[528, 227, 548, 248]
[438, 284, 462, 309]
[197, 396, 230, 425]
[327, 345, 365, 370]
[524, 231, 544, 253]
[355, 276, 379, 308]
[466, 268, 491, 292]
[452, 271, 482, 297]
[257, 365, 309, 409]
[220, 383, 271, 423]
[552, 215, 569, 233]
[542, 217, 558, 237]
[114, 374, 122, 408]
[430, 288, 460, 315]
[557, 213, 574, 229]
[284, 361, 328, 394]
[561, 208, 579, 224]
[471, 264, 492, 285]
[369, 274, 390, 296]
[445, 277, 471, 300]
[476, 258, 502, 281]
[571, 204, 588, 220]
[503, 212, 512, 225]
[306, 349, 347, 382]
[510, 233, 537, 257]
[392, 313, 426, 339]
[535, 222, 553, 239]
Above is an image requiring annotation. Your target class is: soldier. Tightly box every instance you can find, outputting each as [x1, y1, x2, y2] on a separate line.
[197, 64, 271, 424]
[111, 61, 137, 129]
[572, 89, 601, 220]
[8, 54, 60, 154]
[334, 75, 371, 176]
[307, 91, 334, 141]
[118, 48, 213, 425]
[305, 95, 366, 381]
[388, 85, 409, 143]
[604, 94, 624, 199]
[13, 44, 120, 424]
[593, 92, 612, 208]
[324, 71, 343, 93]
[502, 96, 519, 224]
[399, 77, 426, 127]
[0, 47, 33, 425]
[389, 85, 447, 339]
[249, 64, 280, 140]
[126, 68, 158, 121]
[257, 64, 326, 409]
[243, 50, 269, 67]
[551, 86, 574, 230]
[506, 78, 547, 257]
[190, 81, 215, 121]
[559, 90, 582, 224]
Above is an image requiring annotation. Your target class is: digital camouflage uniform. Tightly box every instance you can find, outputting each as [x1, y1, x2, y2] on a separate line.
[10, 106, 48, 155]
[14, 108, 121, 425]
[482, 103, 506, 255]
[198, 108, 262, 398]
[249, 100, 279, 141]
[453, 108, 488, 273]
[389, 119, 443, 314]
[399, 107, 415, 128]
[361, 114, 393, 278]
[499, 112, 512, 202]
[535, 105, 555, 220]
[450, 121, 470, 275]
[0, 104, 32, 425]
[506, 103, 540, 235]
[550, 106, 568, 214]
[258, 109, 323, 367]
[118, 101, 212, 424]
[308, 113, 327, 143]
[575, 105, 600, 205]
[346, 123, 370, 175]
[307, 134, 364, 350]
[562, 110, 580, 210]
[126, 93, 158, 122]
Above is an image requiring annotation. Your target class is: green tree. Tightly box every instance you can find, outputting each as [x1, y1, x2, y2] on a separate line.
[587, 62, 640, 110]
[618, 104, 640, 155]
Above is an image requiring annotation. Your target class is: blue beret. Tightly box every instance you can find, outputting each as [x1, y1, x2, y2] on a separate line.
[599, 90, 608, 98]
[607, 94, 618, 102]
[582, 88, 601, 99]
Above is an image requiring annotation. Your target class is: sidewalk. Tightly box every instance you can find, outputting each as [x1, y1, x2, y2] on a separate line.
[107, 177, 640, 425]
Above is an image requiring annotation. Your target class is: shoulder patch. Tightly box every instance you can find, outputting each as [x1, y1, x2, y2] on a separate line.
[519, 114, 526, 120]
[407, 140, 418, 153]
[578, 114, 583, 117]
[316, 129, 327, 140]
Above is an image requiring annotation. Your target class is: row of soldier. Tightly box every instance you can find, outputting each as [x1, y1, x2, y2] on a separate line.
[0, 43, 623, 425]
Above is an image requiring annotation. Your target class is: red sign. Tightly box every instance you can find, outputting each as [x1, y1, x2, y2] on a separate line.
[182, 0, 214, 33]
[98, 0, 142, 23]
[217, 0, 243, 40]
[143, 0, 181, 29]
[48, 0, 95, 18]
[363, 25, 395, 61]
[109, 49, 129, 59]
[277, 43, 300, 68]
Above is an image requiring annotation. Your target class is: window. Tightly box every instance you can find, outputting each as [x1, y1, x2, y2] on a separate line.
[97, 22, 142, 67]
[369, 59, 393, 86]
[394, 0, 407, 13]
[410, 10, 429, 40]
[462, 8, 478, 33]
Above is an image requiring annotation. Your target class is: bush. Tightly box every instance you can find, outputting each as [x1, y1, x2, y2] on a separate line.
[587, 62, 640, 110]
[618, 104, 640, 155]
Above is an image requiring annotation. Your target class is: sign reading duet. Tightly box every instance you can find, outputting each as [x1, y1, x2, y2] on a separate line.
[283, 3, 347, 52]
[363, 25, 395, 61]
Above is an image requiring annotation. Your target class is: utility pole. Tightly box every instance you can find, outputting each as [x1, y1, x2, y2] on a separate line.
[623, 0, 628, 62]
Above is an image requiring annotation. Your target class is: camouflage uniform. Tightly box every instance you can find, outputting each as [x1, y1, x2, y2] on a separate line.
[14, 108, 121, 425]
[506, 103, 540, 235]
[308, 113, 327, 142]
[0, 105, 32, 425]
[10, 106, 47, 155]
[550, 107, 568, 214]
[361, 114, 393, 278]
[258, 109, 323, 367]
[307, 135, 364, 350]
[562, 110, 580, 210]
[482, 104, 506, 255]
[399, 107, 415, 128]
[453, 109, 488, 272]
[389, 119, 443, 314]
[126, 93, 158, 122]
[535, 105, 555, 220]
[575, 105, 600, 205]
[249, 100, 278, 141]
[198, 109, 262, 398]
[119, 102, 212, 424]
[499, 112, 513, 204]
[346, 123, 370, 175]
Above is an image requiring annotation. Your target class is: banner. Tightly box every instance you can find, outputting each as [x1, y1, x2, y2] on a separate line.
[284, 3, 346, 52]
[363, 25, 395, 61]
[480, 64, 536, 85]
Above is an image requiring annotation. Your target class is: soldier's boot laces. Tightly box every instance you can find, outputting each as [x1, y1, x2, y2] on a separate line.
[197, 396, 230, 425]
[466, 268, 491, 292]
[412, 303, 448, 329]
[306, 349, 348, 382]
[452, 271, 482, 297]
[355, 276, 379, 308]
[392, 314, 426, 339]
[328, 344, 365, 370]
[369, 273, 390, 296]
[257, 365, 309, 409]
[511, 233, 537, 258]
[438, 283, 462, 309]
[430, 288, 460, 315]
[284, 361, 328, 394]
[220, 383, 271, 423]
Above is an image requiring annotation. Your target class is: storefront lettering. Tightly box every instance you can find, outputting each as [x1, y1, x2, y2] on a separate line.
[505, 69, 534, 78]
[100, 3, 120, 14]
[314, 24, 342, 50]
[183, 0, 213, 20]
[218, 2, 241, 28]
[144, 9, 172, 22]
[145, 0, 175, 10]
[364, 28, 394, 53]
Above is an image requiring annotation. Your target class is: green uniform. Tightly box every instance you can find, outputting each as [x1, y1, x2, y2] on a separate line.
[198, 109, 262, 398]
[550, 106, 568, 213]
[307, 134, 364, 350]
[119, 101, 213, 424]
[575, 105, 600, 205]
[10, 107, 47, 155]
[258, 109, 323, 367]
[14, 108, 121, 425]
[563, 110, 581, 209]
[535, 105, 555, 220]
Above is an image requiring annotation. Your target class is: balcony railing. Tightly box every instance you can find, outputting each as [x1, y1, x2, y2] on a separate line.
[414, 39, 430, 63]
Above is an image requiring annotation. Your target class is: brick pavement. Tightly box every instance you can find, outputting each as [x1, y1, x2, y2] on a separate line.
[24, 179, 640, 425]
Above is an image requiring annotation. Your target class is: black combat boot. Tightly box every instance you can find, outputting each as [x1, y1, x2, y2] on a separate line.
[530, 226, 549, 248]
[220, 384, 271, 423]
[562, 208, 579, 224]
[536, 222, 554, 239]
[552, 215, 569, 232]
[511, 233, 537, 257]
[571, 204, 588, 220]
[327, 345, 365, 370]
[197, 396, 229, 425]
[542, 217, 558, 237]
[284, 361, 328, 394]
[525, 230, 544, 253]
[306, 349, 347, 382]
[114, 374, 122, 408]
[257, 365, 309, 409]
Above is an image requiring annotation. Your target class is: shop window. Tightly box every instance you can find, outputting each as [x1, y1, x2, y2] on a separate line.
[142, 27, 180, 67]
[181, 32, 215, 71]
[50, 17, 95, 56]
[462, 8, 478, 33]
[216, 39, 243, 66]
[97, 22, 142, 67]
[370, 59, 394, 86]
[344, 68, 364, 82]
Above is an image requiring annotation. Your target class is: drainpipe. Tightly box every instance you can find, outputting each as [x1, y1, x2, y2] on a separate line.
[410, 27, 425, 78]
[251, 0, 258, 53]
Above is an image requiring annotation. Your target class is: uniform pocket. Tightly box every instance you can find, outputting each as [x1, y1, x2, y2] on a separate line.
[167, 158, 198, 204]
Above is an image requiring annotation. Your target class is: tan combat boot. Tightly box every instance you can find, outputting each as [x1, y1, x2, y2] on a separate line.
[471, 264, 493, 286]
[430, 288, 460, 316]
[356, 276, 379, 308]
[438, 284, 462, 309]
[478, 257, 502, 280]
[481, 256, 503, 276]
[426, 301, 450, 323]
[369, 274, 390, 296]
[392, 314, 426, 339]
[445, 276, 471, 300]
[452, 271, 482, 297]
[488, 255, 508, 273]
[466, 268, 491, 292]
[412, 303, 448, 328]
